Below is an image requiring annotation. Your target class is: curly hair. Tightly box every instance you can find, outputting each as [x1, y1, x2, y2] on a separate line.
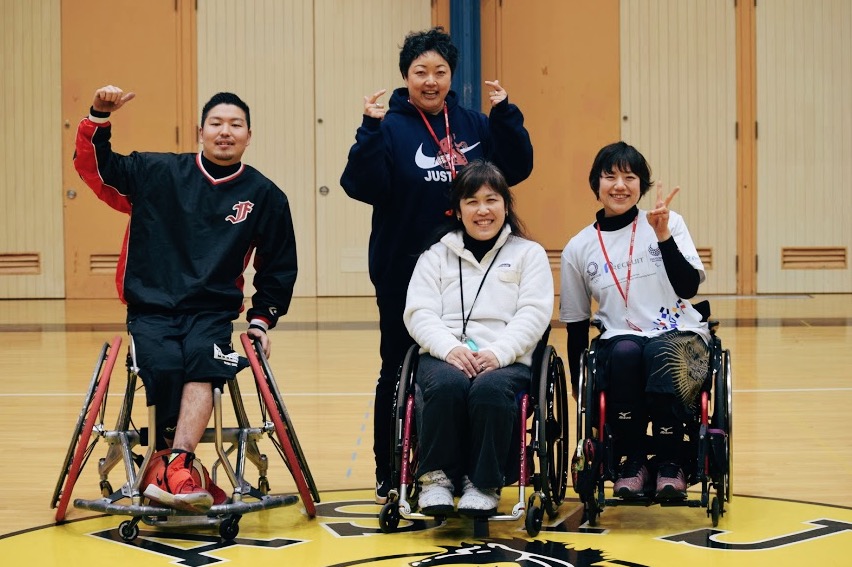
[399, 26, 459, 78]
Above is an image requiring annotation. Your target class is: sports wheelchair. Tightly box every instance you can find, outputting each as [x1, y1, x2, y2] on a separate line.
[51, 333, 319, 541]
[378, 329, 570, 538]
[571, 304, 733, 527]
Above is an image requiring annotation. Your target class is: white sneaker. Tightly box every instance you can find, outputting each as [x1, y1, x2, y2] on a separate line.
[375, 478, 392, 505]
[457, 476, 499, 516]
[417, 470, 454, 515]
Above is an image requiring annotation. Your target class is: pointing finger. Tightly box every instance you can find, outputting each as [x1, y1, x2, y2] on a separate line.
[369, 89, 387, 104]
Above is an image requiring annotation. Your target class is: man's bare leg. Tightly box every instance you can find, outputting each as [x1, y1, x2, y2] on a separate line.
[143, 381, 214, 512]
[172, 381, 213, 452]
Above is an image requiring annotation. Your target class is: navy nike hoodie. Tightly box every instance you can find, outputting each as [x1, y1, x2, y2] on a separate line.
[340, 87, 533, 296]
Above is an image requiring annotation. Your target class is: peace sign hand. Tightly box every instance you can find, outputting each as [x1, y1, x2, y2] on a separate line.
[647, 182, 680, 241]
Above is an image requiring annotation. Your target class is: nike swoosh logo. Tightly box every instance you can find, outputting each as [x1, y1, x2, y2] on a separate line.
[414, 142, 481, 170]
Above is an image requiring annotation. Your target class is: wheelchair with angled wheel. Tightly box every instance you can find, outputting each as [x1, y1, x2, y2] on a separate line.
[51, 333, 319, 541]
[378, 328, 570, 538]
[571, 301, 733, 527]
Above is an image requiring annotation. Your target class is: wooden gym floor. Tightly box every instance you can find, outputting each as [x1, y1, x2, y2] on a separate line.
[0, 294, 850, 541]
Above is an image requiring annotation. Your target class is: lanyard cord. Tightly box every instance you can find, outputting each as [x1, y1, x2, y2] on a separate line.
[459, 246, 502, 340]
[412, 101, 456, 179]
[596, 216, 638, 309]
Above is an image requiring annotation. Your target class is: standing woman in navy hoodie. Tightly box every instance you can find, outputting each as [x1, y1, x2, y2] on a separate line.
[340, 26, 534, 504]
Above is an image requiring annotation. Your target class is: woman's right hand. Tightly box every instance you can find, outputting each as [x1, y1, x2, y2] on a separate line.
[446, 346, 479, 378]
[363, 89, 387, 119]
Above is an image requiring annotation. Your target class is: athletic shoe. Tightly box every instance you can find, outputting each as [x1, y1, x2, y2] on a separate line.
[199, 461, 230, 506]
[612, 459, 648, 499]
[375, 477, 392, 505]
[417, 470, 454, 515]
[143, 450, 214, 513]
[457, 477, 499, 516]
[656, 462, 687, 499]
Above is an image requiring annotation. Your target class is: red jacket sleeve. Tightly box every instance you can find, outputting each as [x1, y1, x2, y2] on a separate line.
[73, 117, 132, 213]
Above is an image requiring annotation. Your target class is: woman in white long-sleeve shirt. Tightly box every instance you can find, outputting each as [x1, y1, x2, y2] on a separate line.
[403, 160, 553, 516]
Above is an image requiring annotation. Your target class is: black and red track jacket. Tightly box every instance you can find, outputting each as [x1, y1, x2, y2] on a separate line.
[73, 116, 297, 329]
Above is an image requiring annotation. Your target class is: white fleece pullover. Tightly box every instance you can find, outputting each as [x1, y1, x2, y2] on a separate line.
[404, 225, 553, 367]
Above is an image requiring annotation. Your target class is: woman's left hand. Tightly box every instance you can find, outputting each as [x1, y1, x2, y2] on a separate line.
[473, 350, 499, 375]
[484, 80, 508, 107]
[647, 182, 680, 241]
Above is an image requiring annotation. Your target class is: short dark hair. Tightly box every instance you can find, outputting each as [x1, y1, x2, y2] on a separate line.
[201, 92, 251, 129]
[588, 141, 653, 198]
[399, 26, 459, 78]
[449, 160, 528, 239]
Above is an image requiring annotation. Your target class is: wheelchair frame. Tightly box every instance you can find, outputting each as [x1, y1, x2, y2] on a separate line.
[378, 336, 570, 538]
[573, 321, 733, 527]
[51, 333, 319, 541]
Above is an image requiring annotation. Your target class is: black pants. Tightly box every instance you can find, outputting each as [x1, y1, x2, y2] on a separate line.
[598, 331, 708, 464]
[415, 355, 529, 489]
[373, 293, 415, 481]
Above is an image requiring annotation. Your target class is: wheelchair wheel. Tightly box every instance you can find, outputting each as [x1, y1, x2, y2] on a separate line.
[710, 496, 721, 527]
[219, 515, 241, 541]
[574, 346, 605, 524]
[525, 504, 544, 537]
[535, 346, 569, 518]
[52, 336, 122, 522]
[715, 348, 733, 503]
[118, 519, 140, 542]
[241, 334, 318, 518]
[390, 345, 419, 495]
[379, 500, 401, 533]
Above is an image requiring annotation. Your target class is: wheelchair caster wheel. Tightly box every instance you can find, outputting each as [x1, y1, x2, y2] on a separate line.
[118, 520, 139, 541]
[585, 503, 599, 527]
[378, 501, 400, 533]
[472, 516, 490, 538]
[220, 516, 240, 541]
[525, 505, 544, 537]
[710, 496, 721, 527]
[99, 480, 113, 497]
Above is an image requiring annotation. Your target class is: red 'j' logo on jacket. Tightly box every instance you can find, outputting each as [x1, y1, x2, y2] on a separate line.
[226, 200, 254, 224]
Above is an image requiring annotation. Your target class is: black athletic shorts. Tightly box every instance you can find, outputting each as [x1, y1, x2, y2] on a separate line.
[127, 311, 240, 407]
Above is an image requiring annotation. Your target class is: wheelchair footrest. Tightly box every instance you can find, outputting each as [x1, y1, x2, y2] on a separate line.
[73, 493, 298, 517]
[603, 496, 704, 509]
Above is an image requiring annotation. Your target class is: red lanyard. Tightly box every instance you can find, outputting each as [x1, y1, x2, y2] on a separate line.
[596, 216, 638, 310]
[412, 101, 456, 179]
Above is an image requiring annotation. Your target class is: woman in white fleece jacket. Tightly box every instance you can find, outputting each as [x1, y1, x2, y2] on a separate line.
[403, 160, 553, 517]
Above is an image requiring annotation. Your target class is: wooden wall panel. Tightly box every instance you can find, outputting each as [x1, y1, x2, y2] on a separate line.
[0, 0, 64, 298]
[314, 0, 431, 296]
[60, 0, 188, 299]
[198, 0, 316, 298]
[486, 0, 621, 297]
[756, 0, 852, 292]
[620, 0, 737, 294]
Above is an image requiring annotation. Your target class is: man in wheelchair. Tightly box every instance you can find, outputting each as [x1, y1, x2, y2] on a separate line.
[74, 85, 298, 513]
[402, 161, 553, 515]
[560, 142, 710, 500]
